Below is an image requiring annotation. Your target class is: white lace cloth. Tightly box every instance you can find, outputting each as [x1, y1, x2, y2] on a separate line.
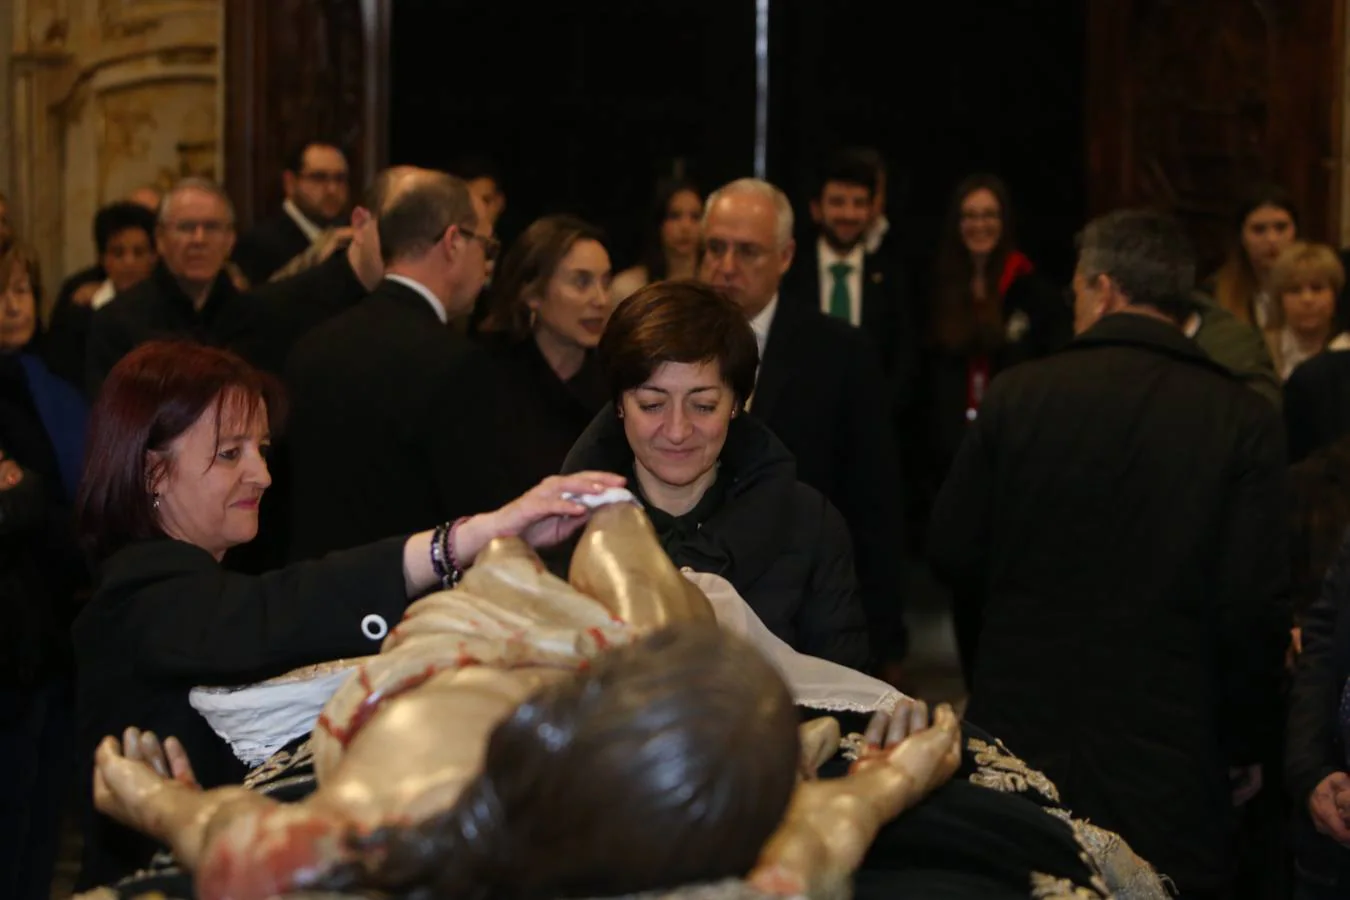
[190, 545, 904, 766]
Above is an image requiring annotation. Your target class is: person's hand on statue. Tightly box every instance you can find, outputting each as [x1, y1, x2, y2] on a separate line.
[93, 727, 200, 842]
[456, 472, 627, 561]
[855, 701, 963, 795]
[1310, 771, 1350, 846]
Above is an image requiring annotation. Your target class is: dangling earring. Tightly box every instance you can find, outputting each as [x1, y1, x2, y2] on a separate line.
[616, 407, 625, 420]
[152, 491, 161, 511]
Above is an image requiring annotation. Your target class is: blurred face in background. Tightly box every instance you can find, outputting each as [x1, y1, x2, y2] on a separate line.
[662, 190, 703, 260]
[285, 144, 350, 226]
[157, 188, 236, 291]
[102, 227, 157, 294]
[811, 181, 872, 253]
[0, 261, 36, 352]
[1242, 205, 1296, 277]
[1281, 273, 1337, 340]
[530, 238, 613, 353]
[959, 188, 1002, 259]
[699, 191, 793, 319]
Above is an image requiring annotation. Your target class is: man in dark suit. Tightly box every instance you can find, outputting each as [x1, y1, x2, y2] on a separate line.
[928, 209, 1289, 897]
[284, 170, 502, 562]
[700, 177, 907, 670]
[85, 178, 247, 398]
[233, 140, 351, 285]
[783, 148, 916, 412]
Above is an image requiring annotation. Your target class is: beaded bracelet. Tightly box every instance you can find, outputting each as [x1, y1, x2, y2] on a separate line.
[429, 521, 451, 588]
[444, 516, 471, 587]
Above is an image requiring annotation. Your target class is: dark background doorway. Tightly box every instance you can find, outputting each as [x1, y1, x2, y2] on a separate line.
[388, 0, 1086, 284]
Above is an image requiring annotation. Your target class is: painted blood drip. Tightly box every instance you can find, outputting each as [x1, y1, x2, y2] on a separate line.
[586, 627, 611, 651]
[317, 660, 477, 749]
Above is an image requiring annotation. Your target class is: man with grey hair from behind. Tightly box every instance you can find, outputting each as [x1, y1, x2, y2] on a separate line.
[284, 170, 503, 562]
[699, 177, 909, 675]
[86, 176, 244, 397]
[928, 208, 1289, 897]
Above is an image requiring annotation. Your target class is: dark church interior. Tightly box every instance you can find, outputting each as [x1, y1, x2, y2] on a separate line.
[4, 0, 1350, 897]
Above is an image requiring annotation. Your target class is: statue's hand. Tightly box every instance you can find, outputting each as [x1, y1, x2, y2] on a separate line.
[855, 702, 961, 797]
[93, 727, 199, 841]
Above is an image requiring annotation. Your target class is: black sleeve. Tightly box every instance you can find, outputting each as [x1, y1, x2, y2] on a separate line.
[837, 335, 909, 662]
[85, 306, 131, 401]
[127, 537, 411, 682]
[926, 389, 996, 592]
[1213, 408, 1292, 764]
[796, 497, 871, 671]
[1287, 527, 1350, 804]
[232, 232, 278, 287]
[1283, 364, 1320, 464]
[0, 467, 46, 537]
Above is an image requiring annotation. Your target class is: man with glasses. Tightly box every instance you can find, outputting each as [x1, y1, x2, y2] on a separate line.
[85, 177, 245, 397]
[700, 178, 909, 677]
[283, 170, 503, 562]
[233, 140, 351, 285]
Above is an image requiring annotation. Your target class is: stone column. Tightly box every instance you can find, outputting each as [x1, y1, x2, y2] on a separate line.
[9, 0, 222, 309]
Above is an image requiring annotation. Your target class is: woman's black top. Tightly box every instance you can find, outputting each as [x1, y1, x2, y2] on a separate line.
[73, 536, 410, 888]
[473, 334, 608, 507]
[562, 408, 870, 670]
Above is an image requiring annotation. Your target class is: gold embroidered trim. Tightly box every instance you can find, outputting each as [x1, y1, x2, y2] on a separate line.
[1030, 871, 1108, 899]
[966, 737, 1061, 803]
[243, 739, 314, 789]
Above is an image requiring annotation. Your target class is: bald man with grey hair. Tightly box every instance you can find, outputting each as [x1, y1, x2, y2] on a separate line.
[699, 176, 909, 671]
[283, 168, 502, 561]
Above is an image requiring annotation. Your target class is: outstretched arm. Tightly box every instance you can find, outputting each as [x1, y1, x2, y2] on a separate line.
[749, 703, 961, 898]
[94, 729, 354, 900]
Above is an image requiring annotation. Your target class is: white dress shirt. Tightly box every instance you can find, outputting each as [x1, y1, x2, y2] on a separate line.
[283, 198, 324, 243]
[816, 237, 865, 327]
[749, 293, 780, 361]
[386, 274, 447, 324]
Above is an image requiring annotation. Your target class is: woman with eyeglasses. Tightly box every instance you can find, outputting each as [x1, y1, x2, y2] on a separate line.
[916, 174, 1068, 684]
[472, 215, 615, 506]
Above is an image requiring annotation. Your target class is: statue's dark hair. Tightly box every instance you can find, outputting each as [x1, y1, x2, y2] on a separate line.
[316, 625, 800, 900]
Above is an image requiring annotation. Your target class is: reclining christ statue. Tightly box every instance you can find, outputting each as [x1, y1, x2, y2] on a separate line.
[84, 497, 1168, 900]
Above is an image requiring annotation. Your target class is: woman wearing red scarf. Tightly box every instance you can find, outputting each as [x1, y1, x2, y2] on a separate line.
[915, 174, 1069, 684]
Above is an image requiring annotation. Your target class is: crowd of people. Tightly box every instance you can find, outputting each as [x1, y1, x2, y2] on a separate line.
[1, 138, 1350, 899]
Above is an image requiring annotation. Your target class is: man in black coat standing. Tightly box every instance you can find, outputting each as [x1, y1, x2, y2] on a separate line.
[928, 209, 1289, 898]
[284, 170, 501, 561]
[700, 177, 907, 671]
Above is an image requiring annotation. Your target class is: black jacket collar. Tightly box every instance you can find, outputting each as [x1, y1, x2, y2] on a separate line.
[151, 261, 238, 323]
[1067, 311, 1227, 375]
[562, 406, 798, 582]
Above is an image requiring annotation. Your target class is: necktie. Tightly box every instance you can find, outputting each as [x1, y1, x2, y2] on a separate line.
[828, 261, 853, 322]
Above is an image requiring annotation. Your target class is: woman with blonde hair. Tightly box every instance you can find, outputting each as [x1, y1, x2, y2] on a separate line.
[1263, 241, 1348, 380]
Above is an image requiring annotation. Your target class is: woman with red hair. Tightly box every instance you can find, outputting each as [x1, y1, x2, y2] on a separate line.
[71, 339, 622, 888]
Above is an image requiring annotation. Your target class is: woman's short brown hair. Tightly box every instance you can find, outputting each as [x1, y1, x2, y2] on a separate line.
[481, 214, 608, 339]
[598, 280, 759, 407]
[76, 340, 285, 561]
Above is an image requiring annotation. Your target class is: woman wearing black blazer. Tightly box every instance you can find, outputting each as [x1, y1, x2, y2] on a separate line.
[71, 339, 623, 888]
[472, 215, 613, 506]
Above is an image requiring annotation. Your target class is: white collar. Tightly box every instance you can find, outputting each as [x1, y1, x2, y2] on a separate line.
[385, 274, 447, 324]
[749, 293, 779, 356]
[283, 199, 324, 243]
[863, 215, 889, 255]
[817, 236, 865, 269]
